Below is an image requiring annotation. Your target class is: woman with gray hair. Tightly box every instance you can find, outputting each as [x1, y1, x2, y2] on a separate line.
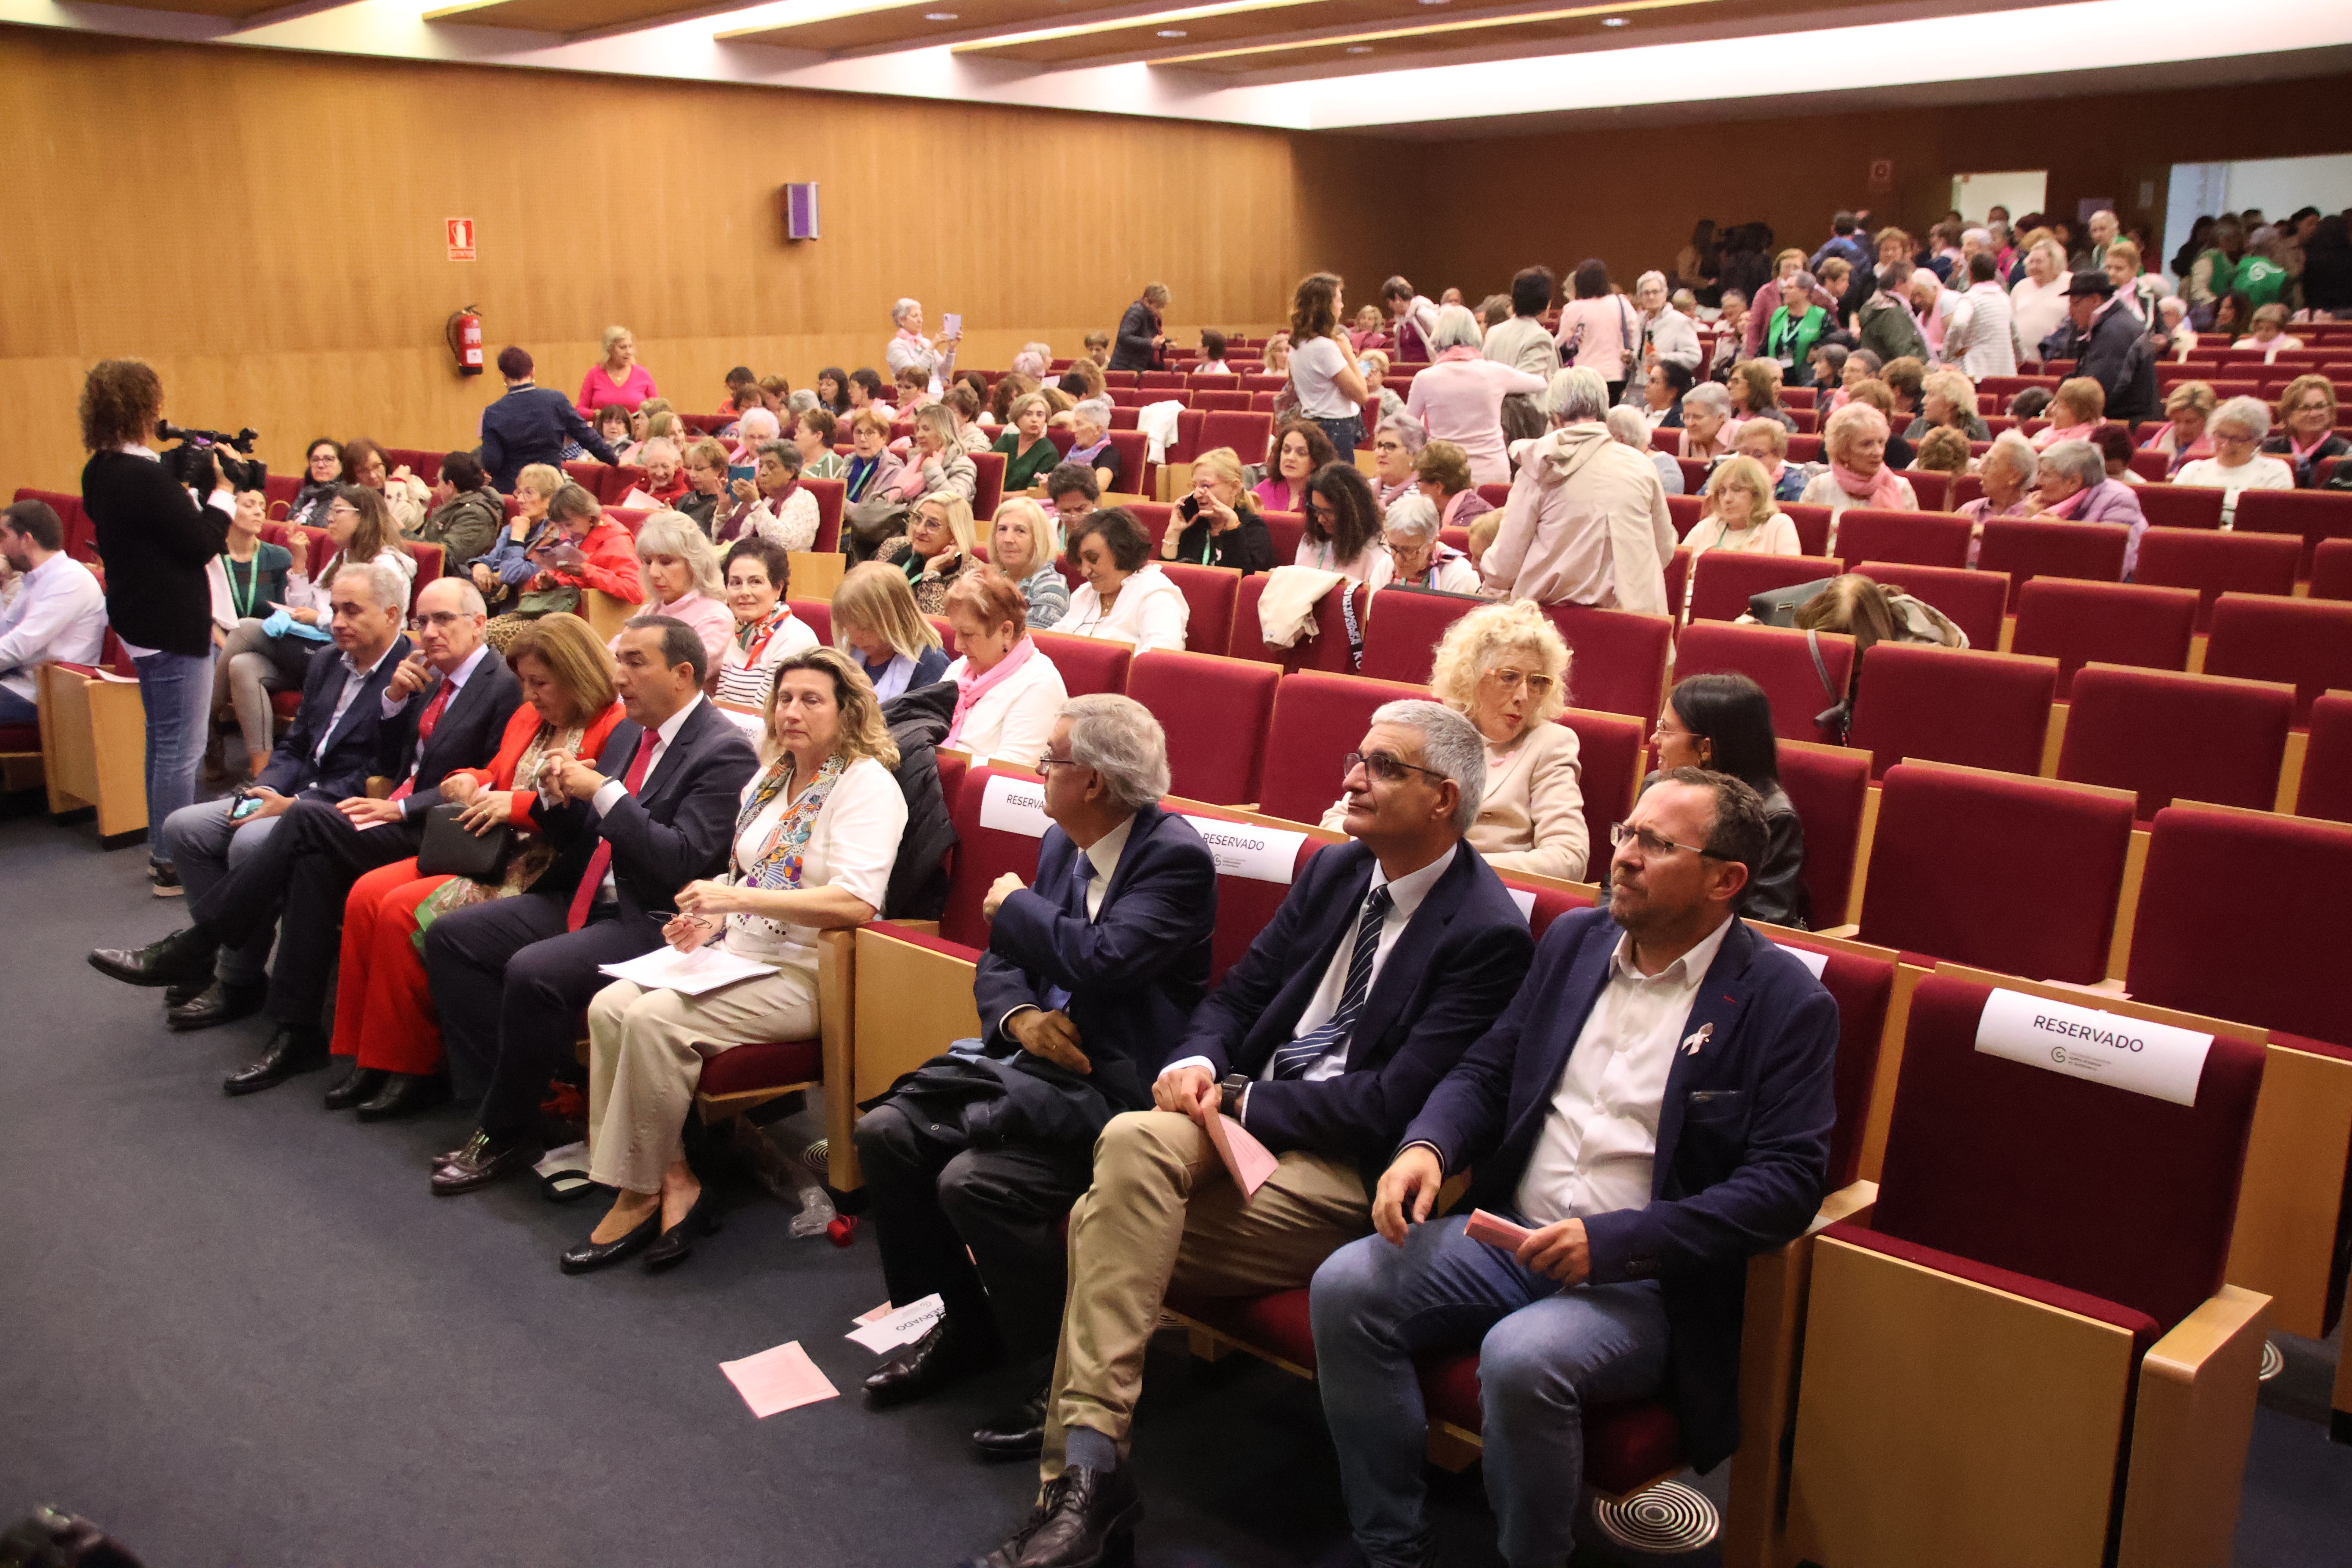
[2009, 238, 2073, 365]
[887, 298, 959, 394]
[1066, 398, 1124, 494]
[1604, 405, 1685, 496]
[1630, 269, 1702, 383]
[1404, 303, 1550, 487]
[2176, 396, 2294, 526]
[1371, 414, 1426, 507]
[1381, 493, 1479, 593]
[1679, 381, 1742, 464]
[2026, 439, 2150, 575]
[1481, 367, 1677, 612]
[1958, 432, 2039, 564]
[1010, 342, 1053, 380]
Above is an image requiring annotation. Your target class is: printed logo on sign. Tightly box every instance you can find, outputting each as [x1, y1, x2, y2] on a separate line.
[1973, 988, 2212, 1106]
[1178, 816, 1305, 884]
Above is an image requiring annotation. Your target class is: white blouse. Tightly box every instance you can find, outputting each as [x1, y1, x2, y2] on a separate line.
[1056, 565, 1190, 654]
[942, 646, 1069, 771]
[2174, 455, 2294, 527]
[723, 754, 906, 967]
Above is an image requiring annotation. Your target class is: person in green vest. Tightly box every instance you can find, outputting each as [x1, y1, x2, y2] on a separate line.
[2236, 230, 2291, 309]
[1762, 270, 1832, 387]
[2189, 217, 2248, 318]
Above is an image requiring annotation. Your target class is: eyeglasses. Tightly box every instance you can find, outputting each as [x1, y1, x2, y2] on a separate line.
[409, 611, 471, 630]
[1486, 669, 1555, 695]
[1608, 820, 1728, 859]
[1034, 754, 1082, 774]
[1344, 751, 1448, 786]
[1308, 501, 1339, 520]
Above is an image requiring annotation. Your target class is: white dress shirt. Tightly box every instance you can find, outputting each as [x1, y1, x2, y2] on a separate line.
[0, 552, 107, 701]
[308, 642, 398, 765]
[588, 694, 704, 900]
[1512, 915, 1735, 1225]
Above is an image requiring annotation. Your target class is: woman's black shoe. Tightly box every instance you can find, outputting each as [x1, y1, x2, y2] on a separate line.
[559, 1209, 661, 1274]
[642, 1190, 718, 1272]
[323, 1067, 388, 1111]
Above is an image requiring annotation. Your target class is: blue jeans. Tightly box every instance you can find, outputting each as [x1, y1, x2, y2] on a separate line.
[1313, 414, 1365, 455]
[156, 798, 282, 985]
[135, 648, 215, 859]
[0, 686, 36, 725]
[1310, 1216, 1669, 1568]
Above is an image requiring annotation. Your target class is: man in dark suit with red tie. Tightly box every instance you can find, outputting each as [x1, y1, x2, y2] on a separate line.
[425, 616, 758, 1196]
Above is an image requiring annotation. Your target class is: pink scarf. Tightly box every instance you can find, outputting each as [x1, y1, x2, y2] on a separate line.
[2290, 430, 2331, 461]
[1831, 461, 1906, 508]
[946, 635, 1036, 749]
[2041, 485, 2092, 520]
[2035, 421, 2096, 450]
[1436, 345, 1482, 364]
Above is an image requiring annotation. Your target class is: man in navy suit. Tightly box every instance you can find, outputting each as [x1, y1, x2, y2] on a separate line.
[857, 695, 1217, 1457]
[970, 699, 1534, 1568]
[1310, 768, 1839, 1568]
[479, 345, 615, 492]
[424, 616, 758, 1195]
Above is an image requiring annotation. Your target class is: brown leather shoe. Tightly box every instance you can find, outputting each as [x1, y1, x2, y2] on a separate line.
[429, 1130, 539, 1196]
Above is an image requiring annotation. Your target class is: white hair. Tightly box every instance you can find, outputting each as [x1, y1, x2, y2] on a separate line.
[737, 407, 781, 443]
[2158, 296, 2188, 323]
[1427, 304, 1484, 355]
[1377, 413, 1428, 454]
[1962, 227, 1991, 247]
[1368, 699, 1486, 835]
[1603, 406, 1653, 450]
[2212, 396, 2271, 441]
[1984, 431, 2039, 485]
[1383, 493, 1439, 542]
[637, 436, 679, 467]
[891, 298, 921, 326]
[1545, 367, 1611, 425]
[334, 560, 409, 617]
[1073, 398, 1114, 430]
[1636, 270, 1668, 294]
[1060, 693, 1169, 809]
[2038, 439, 2105, 490]
[1684, 383, 1733, 419]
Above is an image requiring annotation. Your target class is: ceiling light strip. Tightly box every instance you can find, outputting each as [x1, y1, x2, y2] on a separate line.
[949, 0, 1323, 52]
[1144, 0, 1713, 65]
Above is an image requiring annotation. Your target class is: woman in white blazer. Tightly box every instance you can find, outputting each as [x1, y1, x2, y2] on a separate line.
[939, 566, 1068, 771]
[1057, 508, 1190, 655]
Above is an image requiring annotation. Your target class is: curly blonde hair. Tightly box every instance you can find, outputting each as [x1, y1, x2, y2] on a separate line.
[1429, 601, 1570, 726]
[762, 646, 899, 771]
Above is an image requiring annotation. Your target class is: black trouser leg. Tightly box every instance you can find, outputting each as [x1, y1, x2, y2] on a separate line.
[854, 1102, 998, 1341]
[938, 1140, 1094, 1364]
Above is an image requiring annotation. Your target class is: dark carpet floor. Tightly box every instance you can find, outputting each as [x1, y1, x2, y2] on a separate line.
[0, 803, 2346, 1568]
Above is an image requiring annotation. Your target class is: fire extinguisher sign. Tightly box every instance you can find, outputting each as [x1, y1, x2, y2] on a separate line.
[446, 218, 476, 261]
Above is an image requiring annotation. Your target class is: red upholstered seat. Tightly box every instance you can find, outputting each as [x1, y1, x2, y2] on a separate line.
[2010, 579, 2196, 696]
[270, 690, 301, 720]
[1858, 763, 2133, 983]
[1765, 937, 1895, 1185]
[1650, 427, 1682, 456]
[1665, 495, 1703, 538]
[2232, 487, 2352, 578]
[1675, 458, 1708, 492]
[1358, 587, 1478, 685]
[2202, 593, 2352, 723]
[2056, 666, 2293, 821]
[1256, 671, 1428, 826]
[1029, 630, 1130, 698]
[697, 1037, 822, 1099]
[1685, 552, 1838, 624]
[1261, 510, 1304, 563]
[1105, 430, 1151, 495]
[784, 597, 831, 646]
[1900, 470, 1951, 512]
[1673, 622, 1854, 743]
[1845, 644, 2057, 779]
[1229, 579, 1368, 674]
[1197, 411, 1275, 466]
[1160, 411, 1207, 465]
[969, 452, 1005, 520]
[1775, 743, 1872, 929]
[1786, 435, 1824, 463]
[1865, 973, 2267, 1333]
[1158, 563, 1238, 656]
[1541, 606, 1673, 721]
[1782, 504, 1832, 557]
[936, 764, 1051, 947]
[2131, 528, 2299, 632]
[1476, 483, 1511, 511]
[2126, 807, 2352, 1046]
[1831, 509, 1970, 569]
[2136, 484, 2227, 532]
[1847, 561, 2008, 652]
[0, 722, 38, 753]
[604, 508, 648, 539]
[2297, 693, 2352, 823]
[1975, 519, 2130, 610]
[2312, 539, 2352, 603]
[383, 448, 443, 485]
[1499, 873, 1599, 935]
[14, 489, 98, 563]
[1189, 373, 1241, 394]
[1126, 651, 1278, 806]
[1559, 708, 1646, 880]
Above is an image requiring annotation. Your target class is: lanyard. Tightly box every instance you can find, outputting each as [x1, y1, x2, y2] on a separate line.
[224, 551, 261, 620]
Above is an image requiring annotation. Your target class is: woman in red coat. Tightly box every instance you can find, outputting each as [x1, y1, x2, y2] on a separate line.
[328, 613, 624, 1107]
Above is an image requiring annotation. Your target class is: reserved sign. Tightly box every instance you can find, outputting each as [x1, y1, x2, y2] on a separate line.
[1181, 817, 1305, 884]
[1973, 988, 2213, 1107]
[977, 773, 1050, 838]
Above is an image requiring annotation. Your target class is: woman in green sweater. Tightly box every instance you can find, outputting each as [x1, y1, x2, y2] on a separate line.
[990, 392, 1063, 494]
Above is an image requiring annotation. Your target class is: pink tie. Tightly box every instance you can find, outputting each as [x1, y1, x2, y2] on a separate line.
[566, 729, 657, 931]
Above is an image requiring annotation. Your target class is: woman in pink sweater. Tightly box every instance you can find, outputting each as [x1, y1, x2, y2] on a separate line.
[577, 324, 657, 416]
[1406, 305, 1549, 487]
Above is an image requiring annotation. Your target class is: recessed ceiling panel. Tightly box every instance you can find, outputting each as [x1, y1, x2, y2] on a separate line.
[426, 0, 728, 34]
[719, 0, 1150, 53]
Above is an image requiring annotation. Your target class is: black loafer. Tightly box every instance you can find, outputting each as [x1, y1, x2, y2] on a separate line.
[223, 1027, 331, 1096]
[864, 1319, 991, 1407]
[559, 1208, 661, 1274]
[167, 980, 268, 1033]
[430, 1131, 540, 1196]
[90, 926, 217, 987]
[355, 1071, 451, 1122]
[323, 1066, 387, 1111]
[641, 1189, 719, 1272]
[971, 1384, 1050, 1460]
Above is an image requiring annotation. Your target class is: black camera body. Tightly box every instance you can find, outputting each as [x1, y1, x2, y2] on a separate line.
[156, 419, 266, 494]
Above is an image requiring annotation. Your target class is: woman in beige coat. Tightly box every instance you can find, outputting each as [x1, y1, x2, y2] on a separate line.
[1321, 599, 1588, 882]
[1480, 367, 1677, 615]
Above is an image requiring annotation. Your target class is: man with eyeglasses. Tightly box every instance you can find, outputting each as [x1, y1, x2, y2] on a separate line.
[1310, 768, 1839, 1568]
[965, 699, 1532, 1568]
[91, 578, 519, 1101]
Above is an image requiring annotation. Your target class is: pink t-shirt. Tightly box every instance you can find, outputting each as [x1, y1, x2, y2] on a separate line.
[1554, 297, 1637, 379]
[578, 363, 657, 417]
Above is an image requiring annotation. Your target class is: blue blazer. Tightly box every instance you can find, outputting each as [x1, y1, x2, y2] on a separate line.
[1403, 908, 1838, 1473]
[976, 803, 1218, 1115]
[479, 383, 615, 493]
[257, 634, 413, 802]
[1176, 839, 1533, 1175]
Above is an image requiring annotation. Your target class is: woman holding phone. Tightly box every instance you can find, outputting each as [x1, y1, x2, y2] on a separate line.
[1160, 447, 1274, 573]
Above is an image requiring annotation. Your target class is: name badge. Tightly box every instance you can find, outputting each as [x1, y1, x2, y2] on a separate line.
[1973, 988, 2213, 1107]
[976, 773, 1050, 838]
[1178, 816, 1305, 885]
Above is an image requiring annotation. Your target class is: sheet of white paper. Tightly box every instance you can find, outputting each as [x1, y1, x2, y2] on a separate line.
[1179, 815, 1307, 884]
[1973, 987, 2213, 1107]
[1784, 946, 1831, 979]
[853, 1301, 896, 1326]
[1504, 887, 1537, 923]
[597, 943, 772, 997]
[719, 1341, 840, 1418]
[977, 771, 1051, 838]
[713, 700, 765, 737]
[534, 1141, 591, 1178]
[846, 1293, 945, 1354]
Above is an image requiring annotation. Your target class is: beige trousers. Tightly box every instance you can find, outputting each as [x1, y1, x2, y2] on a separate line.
[1042, 1109, 1371, 1478]
[585, 963, 818, 1194]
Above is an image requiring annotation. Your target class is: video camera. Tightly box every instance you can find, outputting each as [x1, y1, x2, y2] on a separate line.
[156, 419, 266, 494]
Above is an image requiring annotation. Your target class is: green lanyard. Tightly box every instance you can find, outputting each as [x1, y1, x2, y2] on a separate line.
[223, 552, 261, 621]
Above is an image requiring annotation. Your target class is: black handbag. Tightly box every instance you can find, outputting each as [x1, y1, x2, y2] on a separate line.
[416, 802, 514, 880]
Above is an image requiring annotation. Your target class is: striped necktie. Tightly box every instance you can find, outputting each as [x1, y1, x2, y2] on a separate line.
[1271, 883, 1393, 1080]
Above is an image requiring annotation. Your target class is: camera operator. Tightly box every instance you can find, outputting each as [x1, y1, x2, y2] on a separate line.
[79, 359, 240, 896]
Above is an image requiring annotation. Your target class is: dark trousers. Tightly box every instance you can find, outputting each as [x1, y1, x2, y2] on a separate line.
[853, 1099, 1096, 1363]
[196, 797, 422, 1030]
[422, 892, 658, 1136]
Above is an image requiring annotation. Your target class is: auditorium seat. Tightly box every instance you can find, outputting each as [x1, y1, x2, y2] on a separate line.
[1229, 578, 1367, 673]
[1764, 741, 1866, 932]
[1196, 410, 1275, 466]
[2233, 488, 2352, 579]
[1844, 644, 2058, 779]
[2010, 580, 2197, 695]
[1029, 630, 1130, 698]
[1857, 762, 2134, 983]
[1975, 519, 2131, 610]
[785, 598, 831, 646]
[1782, 503, 1833, 557]
[2296, 692, 2352, 822]
[1650, 426, 1682, 456]
[2202, 593, 2352, 722]
[1782, 971, 2268, 1568]
[1676, 457, 1709, 492]
[1830, 509, 1970, 568]
[1541, 605, 1673, 720]
[36, 630, 148, 840]
[2131, 528, 2300, 631]
[2136, 483, 2227, 531]
[1255, 670, 1430, 826]
[13, 489, 96, 564]
[1559, 708, 1648, 881]
[1900, 470, 1950, 512]
[1846, 561, 2008, 652]
[1159, 562, 1239, 656]
[2312, 539, 2352, 603]
[1665, 494, 1703, 538]
[1125, 651, 1278, 806]
[2056, 665, 2294, 821]
[969, 451, 1005, 520]
[1686, 552, 1838, 624]
[1261, 510, 1304, 563]
[1673, 622, 1854, 743]
[1357, 586, 1479, 685]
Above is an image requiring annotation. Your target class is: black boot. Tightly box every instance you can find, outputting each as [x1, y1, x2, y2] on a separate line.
[166, 980, 267, 1033]
[967, 1465, 1141, 1568]
[223, 1026, 331, 1096]
[89, 927, 217, 987]
[355, 1072, 452, 1122]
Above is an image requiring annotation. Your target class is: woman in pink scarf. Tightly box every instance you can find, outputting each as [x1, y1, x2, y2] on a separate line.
[1907, 269, 1951, 357]
[938, 568, 1066, 771]
[2029, 377, 2105, 451]
[1799, 403, 1917, 530]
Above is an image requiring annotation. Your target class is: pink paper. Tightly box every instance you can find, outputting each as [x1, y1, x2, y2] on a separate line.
[719, 1340, 840, 1418]
[1204, 1112, 1281, 1199]
[1464, 1209, 1533, 1250]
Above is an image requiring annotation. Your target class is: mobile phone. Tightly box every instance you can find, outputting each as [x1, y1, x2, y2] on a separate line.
[228, 790, 266, 822]
[728, 463, 756, 486]
[942, 313, 962, 340]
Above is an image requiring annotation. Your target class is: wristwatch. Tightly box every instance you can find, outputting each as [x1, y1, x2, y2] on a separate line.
[1218, 1073, 1250, 1121]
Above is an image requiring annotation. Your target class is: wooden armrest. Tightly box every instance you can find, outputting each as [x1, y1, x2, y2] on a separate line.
[1811, 1178, 1878, 1234]
[2117, 1285, 2270, 1568]
[816, 930, 858, 1191]
[1815, 922, 1862, 940]
[2143, 1285, 2269, 1382]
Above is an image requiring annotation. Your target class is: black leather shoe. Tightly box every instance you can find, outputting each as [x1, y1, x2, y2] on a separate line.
[560, 1208, 661, 1274]
[90, 927, 217, 987]
[972, 1384, 1050, 1460]
[355, 1072, 450, 1122]
[167, 980, 267, 1033]
[973, 1465, 1140, 1568]
[164, 978, 209, 1009]
[641, 1189, 719, 1272]
[223, 1027, 331, 1097]
[323, 1066, 387, 1111]
[864, 1319, 992, 1407]
[430, 1130, 539, 1196]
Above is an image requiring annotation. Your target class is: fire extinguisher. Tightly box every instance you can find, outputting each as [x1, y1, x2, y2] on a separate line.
[446, 306, 484, 376]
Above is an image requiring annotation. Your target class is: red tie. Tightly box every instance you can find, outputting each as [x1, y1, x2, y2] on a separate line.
[387, 681, 456, 803]
[566, 729, 659, 931]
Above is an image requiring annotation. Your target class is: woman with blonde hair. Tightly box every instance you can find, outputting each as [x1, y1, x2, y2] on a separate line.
[2031, 377, 2106, 450]
[832, 561, 949, 699]
[1163, 446, 1274, 573]
[879, 491, 977, 615]
[574, 646, 905, 1273]
[885, 404, 979, 508]
[990, 495, 1071, 628]
[1316, 599, 1588, 881]
[579, 324, 657, 417]
[622, 510, 732, 672]
[2264, 376, 2348, 486]
[1799, 402, 1917, 523]
[469, 461, 563, 614]
[2142, 381, 2218, 474]
[1689, 456, 1801, 559]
